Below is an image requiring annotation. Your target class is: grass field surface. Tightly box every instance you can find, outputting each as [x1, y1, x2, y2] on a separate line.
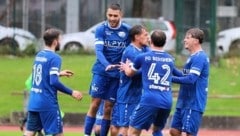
[0, 54, 239, 118]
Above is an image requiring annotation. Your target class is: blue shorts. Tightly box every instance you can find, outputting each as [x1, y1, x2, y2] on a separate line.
[111, 103, 120, 127]
[26, 110, 63, 135]
[171, 108, 203, 136]
[115, 103, 138, 127]
[95, 101, 104, 125]
[129, 104, 171, 131]
[89, 74, 119, 102]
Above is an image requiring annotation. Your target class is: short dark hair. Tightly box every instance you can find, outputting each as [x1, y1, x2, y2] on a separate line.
[151, 30, 166, 47]
[129, 25, 146, 41]
[108, 3, 121, 11]
[186, 28, 204, 44]
[43, 28, 61, 46]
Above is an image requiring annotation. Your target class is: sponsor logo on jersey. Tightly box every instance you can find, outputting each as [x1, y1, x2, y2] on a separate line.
[118, 31, 126, 38]
[104, 40, 127, 48]
[91, 84, 99, 92]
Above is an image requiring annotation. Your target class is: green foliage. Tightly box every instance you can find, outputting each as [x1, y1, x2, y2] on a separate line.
[0, 42, 38, 56]
[22, 43, 37, 56]
[0, 44, 21, 56]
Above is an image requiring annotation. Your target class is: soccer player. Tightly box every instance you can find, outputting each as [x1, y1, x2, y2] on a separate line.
[84, 3, 131, 136]
[23, 28, 83, 136]
[169, 28, 209, 136]
[115, 24, 150, 136]
[120, 30, 175, 136]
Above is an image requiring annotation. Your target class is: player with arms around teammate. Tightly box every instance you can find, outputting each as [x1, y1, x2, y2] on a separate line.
[115, 25, 150, 136]
[169, 28, 209, 136]
[121, 30, 175, 136]
[24, 28, 83, 136]
[84, 3, 131, 136]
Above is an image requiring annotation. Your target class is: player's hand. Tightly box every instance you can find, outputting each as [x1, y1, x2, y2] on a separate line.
[120, 59, 131, 72]
[59, 70, 74, 77]
[105, 64, 120, 71]
[72, 90, 83, 101]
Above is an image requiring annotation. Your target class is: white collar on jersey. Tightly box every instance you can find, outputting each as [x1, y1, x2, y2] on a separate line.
[191, 50, 203, 56]
[131, 44, 143, 51]
[44, 48, 55, 52]
[151, 49, 165, 52]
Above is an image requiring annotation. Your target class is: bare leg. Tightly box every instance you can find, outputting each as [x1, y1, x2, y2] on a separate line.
[100, 100, 114, 136]
[186, 132, 193, 136]
[119, 126, 128, 136]
[103, 100, 114, 120]
[110, 125, 120, 136]
[169, 128, 182, 136]
[87, 98, 102, 117]
[128, 126, 141, 136]
[94, 124, 101, 136]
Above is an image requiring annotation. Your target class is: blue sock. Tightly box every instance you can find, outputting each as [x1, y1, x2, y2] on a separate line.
[100, 119, 111, 136]
[84, 116, 96, 135]
[152, 130, 162, 136]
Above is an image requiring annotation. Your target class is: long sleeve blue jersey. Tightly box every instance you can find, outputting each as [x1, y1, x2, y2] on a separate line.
[173, 51, 209, 112]
[92, 21, 131, 78]
[28, 49, 72, 111]
[117, 44, 150, 104]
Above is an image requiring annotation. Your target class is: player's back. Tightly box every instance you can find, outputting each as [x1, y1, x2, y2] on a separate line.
[28, 49, 61, 111]
[136, 50, 175, 109]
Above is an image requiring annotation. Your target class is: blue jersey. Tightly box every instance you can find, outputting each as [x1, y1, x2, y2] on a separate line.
[92, 21, 131, 78]
[28, 49, 63, 111]
[175, 51, 209, 112]
[132, 50, 174, 109]
[117, 44, 150, 103]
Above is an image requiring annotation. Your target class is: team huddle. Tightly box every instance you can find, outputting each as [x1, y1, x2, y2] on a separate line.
[23, 3, 209, 136]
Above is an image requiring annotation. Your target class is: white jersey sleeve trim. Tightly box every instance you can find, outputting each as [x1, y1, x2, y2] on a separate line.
[50, 71, 59, 75]
[130, 64, 138, 72]
[95, 41, 104, 45]
[190, 69, 200, 75]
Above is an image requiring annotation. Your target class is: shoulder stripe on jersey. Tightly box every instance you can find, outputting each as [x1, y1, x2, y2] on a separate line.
[190, 69, 200, 75]
[95, 41, 104, 45]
